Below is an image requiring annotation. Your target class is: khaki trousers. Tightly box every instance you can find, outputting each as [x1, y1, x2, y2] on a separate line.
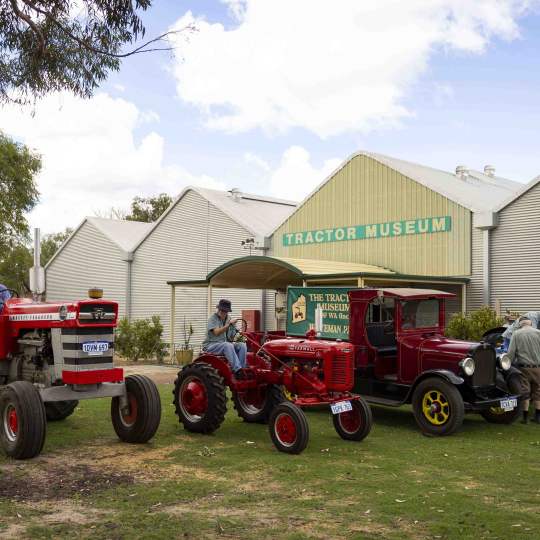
[517, 367, 540, 411]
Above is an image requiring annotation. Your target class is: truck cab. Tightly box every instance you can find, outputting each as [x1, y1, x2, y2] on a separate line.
[347, 288, 521, 435]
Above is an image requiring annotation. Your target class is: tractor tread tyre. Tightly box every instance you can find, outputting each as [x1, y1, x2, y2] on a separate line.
[269, 402, 309, 454]
[111, 375, 161, 444]
[333, 397, 373, 442]
[233, 384, 285, 423]
[173, 363, 227, 434]
[45, 400, 79, 422]
[412, 378, 464, 437]
[0, 381, 46, 459]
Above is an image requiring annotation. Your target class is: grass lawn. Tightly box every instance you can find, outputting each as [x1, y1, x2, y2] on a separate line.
[1, 384, 539, 539]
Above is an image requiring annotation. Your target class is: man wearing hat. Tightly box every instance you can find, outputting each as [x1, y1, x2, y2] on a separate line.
[506, 316, 540, 424]
[202, 299, 247, 376]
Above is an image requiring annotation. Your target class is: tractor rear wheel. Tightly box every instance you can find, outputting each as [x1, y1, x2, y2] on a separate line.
[111, 375, 161, 443]
[173, 363, 227, 434]
[233, 384, 285, 423]
[412, 378, 464, 436]
[0, 381, 46, 459]
[45, 400, 79, 421]
[269, 402, 309, 454]
[333, 398, 373, 441]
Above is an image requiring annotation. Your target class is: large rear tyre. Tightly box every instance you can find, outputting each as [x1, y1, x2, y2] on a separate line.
[333, 398, 373, 441]
[0, 381, 46, 459]
[269, 402, 309, 454]
[111, 375, 161, 443]
[412, 378, 464, 436]
[45, 400, 79, 421]
[173, 363, 227, 434]
[233, 384, 285, 423]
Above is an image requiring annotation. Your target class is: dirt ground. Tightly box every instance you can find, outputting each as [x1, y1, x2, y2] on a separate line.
[122, 364, 179, 385]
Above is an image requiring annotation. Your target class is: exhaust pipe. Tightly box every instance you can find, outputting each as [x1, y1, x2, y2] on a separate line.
[29, 228, 46, 299]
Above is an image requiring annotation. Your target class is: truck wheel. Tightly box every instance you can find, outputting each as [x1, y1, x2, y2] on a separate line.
[0, 381, 46, 459]
[45, 400, 79, 421]
[333, 398, 373, 441]
[481, 374, 522, 425]
[412, 378, 464, 436]
[269, 402, 309, 454]
[173, 363, 227, 434]
[111, 375, 161, 443]
[233, 384, 285, 423]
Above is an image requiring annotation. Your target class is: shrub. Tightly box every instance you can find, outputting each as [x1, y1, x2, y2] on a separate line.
[115, 315, 168, 363]
[446, 307, 504, 342]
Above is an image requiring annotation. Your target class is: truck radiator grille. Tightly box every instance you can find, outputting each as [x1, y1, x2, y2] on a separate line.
[471, 347, 496, 387]
[325, 352, 354, 392]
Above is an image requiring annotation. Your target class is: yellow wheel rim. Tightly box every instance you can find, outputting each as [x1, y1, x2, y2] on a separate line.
[283, 388, 296, 402]
[422, 390, 450, 425]
[488, 406, 506, 415]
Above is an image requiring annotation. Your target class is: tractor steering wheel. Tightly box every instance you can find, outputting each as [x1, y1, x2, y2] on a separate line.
[226, 318, 248, 342]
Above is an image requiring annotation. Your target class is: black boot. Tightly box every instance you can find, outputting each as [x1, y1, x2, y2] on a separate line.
[533, 410, 540, 424]
[521, 410, 529, 424]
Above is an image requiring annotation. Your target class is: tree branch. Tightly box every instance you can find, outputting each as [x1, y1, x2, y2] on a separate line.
[18, 0, 195, 58]
[10, 0, 45, 56]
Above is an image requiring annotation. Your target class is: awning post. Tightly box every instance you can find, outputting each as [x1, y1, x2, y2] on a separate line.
[207, 284, 213, 317]
[170, 285, 176, 362]
[462, 283, 467, 314]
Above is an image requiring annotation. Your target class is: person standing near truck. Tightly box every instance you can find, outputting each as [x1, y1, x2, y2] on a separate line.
[506, 316, 540, 424]
[502, 311, 540, 350]
[203, 299, 247, 376]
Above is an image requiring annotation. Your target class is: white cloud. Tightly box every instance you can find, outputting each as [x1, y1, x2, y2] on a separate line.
[0, 93, 225, 234]
[171, 1, 534, 137]
[266, 146, 341, 202]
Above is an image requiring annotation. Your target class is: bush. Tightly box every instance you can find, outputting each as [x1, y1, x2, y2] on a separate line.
[446, 307, 504, 342]
[115, 315, 168, 363]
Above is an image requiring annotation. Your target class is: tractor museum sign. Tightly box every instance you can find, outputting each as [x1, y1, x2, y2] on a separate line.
[282, 215, 452, 247]
[287, 287, 352, 340]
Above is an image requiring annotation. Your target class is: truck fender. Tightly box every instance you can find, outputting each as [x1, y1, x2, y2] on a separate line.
[406, 370, 464, 402]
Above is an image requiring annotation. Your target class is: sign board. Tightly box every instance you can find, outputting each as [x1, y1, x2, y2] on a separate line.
[287, 287, 353, 340]
[282, 216, 452, 247]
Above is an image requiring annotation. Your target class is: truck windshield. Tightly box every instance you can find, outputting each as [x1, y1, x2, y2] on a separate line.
[401, 299, 439, 329]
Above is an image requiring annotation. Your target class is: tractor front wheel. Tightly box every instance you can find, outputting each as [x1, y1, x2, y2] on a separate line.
[0, 381, 46, 459]
[111, 375, 161, 443]
[412, 378, 464, 436]
[173, 363, 227, 434]
[233, 384, 285, 423]
[269, 402, 309, 454]
[45, 400, 79, 421]
[333, 398, 373, 441]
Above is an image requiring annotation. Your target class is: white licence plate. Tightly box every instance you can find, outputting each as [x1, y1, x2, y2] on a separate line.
[331, 400, 353, 415]
[499, 398, 517, 411]
[82, 341, 109, 355]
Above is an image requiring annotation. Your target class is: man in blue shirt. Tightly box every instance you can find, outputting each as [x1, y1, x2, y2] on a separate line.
[0, 284, 11, 310]
[203, 299, 247, 375]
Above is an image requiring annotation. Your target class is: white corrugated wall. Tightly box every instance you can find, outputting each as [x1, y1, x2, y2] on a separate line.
[131, 190, 274, 351]
[490, 183, 540, 313]
[45, 221, 128, 315]
[467, 227, 484, 312]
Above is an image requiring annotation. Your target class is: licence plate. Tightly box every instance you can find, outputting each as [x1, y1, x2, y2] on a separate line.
[499, 398, 517, 411]
[82, 341, 109, 355]
[331, 400, 353, 415]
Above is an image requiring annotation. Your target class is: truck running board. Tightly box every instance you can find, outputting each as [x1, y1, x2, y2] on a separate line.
[364, 395, 405, 407]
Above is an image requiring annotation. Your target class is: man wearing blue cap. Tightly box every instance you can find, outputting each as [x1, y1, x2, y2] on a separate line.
[202, 299, 247, 376]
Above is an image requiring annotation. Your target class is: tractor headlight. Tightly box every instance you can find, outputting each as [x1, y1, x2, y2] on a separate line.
[499, 353, 511, 371]
[459, 357, 475, 376]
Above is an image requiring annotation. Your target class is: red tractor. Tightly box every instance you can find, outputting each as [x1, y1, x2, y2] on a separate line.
[172, 322, 373, 454]
[0, 286, 161, 459]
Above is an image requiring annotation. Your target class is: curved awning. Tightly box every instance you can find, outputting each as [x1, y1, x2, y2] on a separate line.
[168, 255, 396, 290]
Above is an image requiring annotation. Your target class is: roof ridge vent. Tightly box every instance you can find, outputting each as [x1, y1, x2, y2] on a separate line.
[228, 187, 242, 202]
[484, 165, 496, 177]
[455, 165, 469, 180]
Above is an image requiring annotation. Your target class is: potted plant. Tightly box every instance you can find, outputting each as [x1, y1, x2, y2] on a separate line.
[175, 317, 194, 364]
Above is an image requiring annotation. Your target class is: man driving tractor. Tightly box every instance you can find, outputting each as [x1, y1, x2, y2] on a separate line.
[203, 299, 247, 376]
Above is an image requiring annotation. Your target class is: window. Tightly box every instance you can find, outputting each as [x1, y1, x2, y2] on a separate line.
[366, 297, 395, 323]
[401, 299, 439, 329]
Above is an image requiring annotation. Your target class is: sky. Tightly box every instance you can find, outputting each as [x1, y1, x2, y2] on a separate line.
[2, 0, 540, 234]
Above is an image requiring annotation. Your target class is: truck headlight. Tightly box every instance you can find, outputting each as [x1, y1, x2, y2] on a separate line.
[459, 357, 475, 376]
[499, 353, 511, 371]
